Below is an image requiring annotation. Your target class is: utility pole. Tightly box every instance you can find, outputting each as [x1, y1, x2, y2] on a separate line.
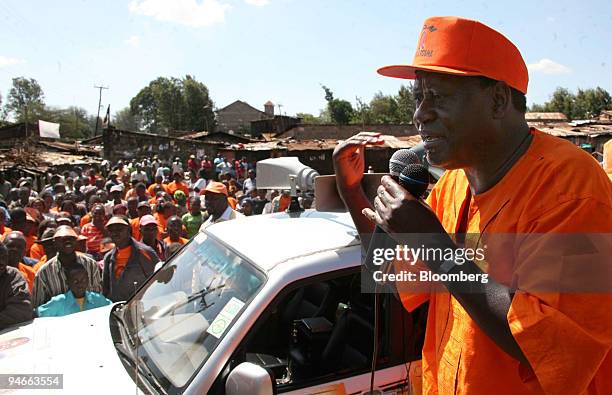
[93, 85, 109, 136]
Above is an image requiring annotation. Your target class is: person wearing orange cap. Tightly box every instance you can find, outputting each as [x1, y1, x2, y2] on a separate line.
[199, 181, 243, 231]
[103, 215, 158, 302]
[335, 16, 612, 395]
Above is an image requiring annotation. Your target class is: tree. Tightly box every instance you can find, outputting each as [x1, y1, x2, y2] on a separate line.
[368, 92, 399, 124]
[396, 84, 416, 123]
[296, 112, 325, 124]
[321, 85, 353, 125]
[5, 77, 45, 123]
[114, 106, 141, 131]
[573, 87, 611, 119]
[42, 106, 93, 140]
[529, 86, 611, 120]
[130, 75, 215, 134]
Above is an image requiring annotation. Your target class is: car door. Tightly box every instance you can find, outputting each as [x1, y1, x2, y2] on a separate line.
[214, 269, 426, 394]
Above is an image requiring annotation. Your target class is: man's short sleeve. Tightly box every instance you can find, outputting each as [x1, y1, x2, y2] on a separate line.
[507, 197, 612, 394]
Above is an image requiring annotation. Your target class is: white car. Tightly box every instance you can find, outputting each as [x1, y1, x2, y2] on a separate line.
[0, 210, 426, 394]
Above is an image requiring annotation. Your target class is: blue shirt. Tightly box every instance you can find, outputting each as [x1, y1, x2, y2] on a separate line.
[37, 290, 112, 317]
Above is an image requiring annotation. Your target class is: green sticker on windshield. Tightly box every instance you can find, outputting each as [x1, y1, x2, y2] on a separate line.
[206, 297, 245, 339]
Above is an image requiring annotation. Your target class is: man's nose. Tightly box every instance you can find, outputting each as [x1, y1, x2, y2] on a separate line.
[413, 98, 437, 128]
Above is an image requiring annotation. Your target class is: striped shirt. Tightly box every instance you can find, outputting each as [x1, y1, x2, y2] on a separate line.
[32, 252, 103, 308]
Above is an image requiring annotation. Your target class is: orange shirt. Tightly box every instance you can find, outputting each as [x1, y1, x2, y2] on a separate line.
[603, 138, 612, 182]
[400, 130, 612, 394]
[25, 235, 37, 257]
[32, 255, 48, 272]
[130, 217, 141, 241]
[29, 242, 45, 261]
[114, 246, 133, 279]
[227, 196, 237, 210]
[0, 225, 12, 241]
[167, 181, 189, 197]
[18, 262, 36, 292]
[80, 213, 92, 227]
[163, 236, 189, 245]
[147, 183, 168, 197]
[154, 212, 167, 235]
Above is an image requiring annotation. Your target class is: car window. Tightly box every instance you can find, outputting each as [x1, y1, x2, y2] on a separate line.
[122, 233, 266, 392]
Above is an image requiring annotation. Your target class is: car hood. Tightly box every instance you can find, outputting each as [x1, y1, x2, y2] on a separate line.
[0, 304, 140, 394]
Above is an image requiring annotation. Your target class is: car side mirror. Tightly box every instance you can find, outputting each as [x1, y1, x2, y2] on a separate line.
[225, 362, 274, 395]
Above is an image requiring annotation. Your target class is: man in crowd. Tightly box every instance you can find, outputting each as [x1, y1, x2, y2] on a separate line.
[147, 175, 167, 197]
[37, 265, 111, 317]
[167, 172, 189, 196]
[32, 225, 102, 308]
[139, 214, 166, 261]
[32, 228, 57, 270]
[80, 205, 107, 260]
[182, 196, 204, 238]
[126, 197, 139, 219]
[3, 232, 36, 292]
[164, 216, 189, 246]
[103, 216, 159, 302]
[104, 185, 126, 216]
[242, 169, 256, 194]
[335, 16, 612, 394]
[0, 244, 33, 329]
[199, 182, 243, 231]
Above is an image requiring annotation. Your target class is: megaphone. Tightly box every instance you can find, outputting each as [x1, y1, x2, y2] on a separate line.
[256, 157, 319, 191]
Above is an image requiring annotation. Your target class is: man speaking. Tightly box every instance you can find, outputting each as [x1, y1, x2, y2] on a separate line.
[333, 16, 612, 394]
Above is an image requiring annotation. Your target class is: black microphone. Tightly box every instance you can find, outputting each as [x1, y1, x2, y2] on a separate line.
[363, 152, 429, 293]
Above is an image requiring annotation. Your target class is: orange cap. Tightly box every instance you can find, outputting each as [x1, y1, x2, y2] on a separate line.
[203, 181, 228, 196]
[377, 16, 528, 94]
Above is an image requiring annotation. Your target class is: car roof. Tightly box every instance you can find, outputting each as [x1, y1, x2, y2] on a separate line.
[204, 210, 360, 272]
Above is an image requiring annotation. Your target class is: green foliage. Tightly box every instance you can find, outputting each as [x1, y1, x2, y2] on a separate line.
[529, 87, 611, 120]
[113, 107, 141, 131]
[296, 112, 326, 124]
[349, 84, 416, 125]
[129, 75, 215, 134]
[6, 77, 45, 123]
[321, 85, 354, 125]
[42, 106, 93, 140]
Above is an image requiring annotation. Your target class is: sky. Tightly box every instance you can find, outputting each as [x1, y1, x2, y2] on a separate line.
[1, 0, 611, 121]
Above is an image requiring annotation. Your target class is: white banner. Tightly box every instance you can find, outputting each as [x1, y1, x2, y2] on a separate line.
[38, 120, 61, 139]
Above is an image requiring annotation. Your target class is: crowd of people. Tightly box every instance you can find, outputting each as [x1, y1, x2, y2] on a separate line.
[0, 153, 314, 329]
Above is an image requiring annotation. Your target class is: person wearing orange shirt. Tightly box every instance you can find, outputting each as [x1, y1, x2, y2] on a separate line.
[147, 175, 168, 197]
[166, 172, 189, 197]
[2, 232, 36, 292]
[0, 208, 12, 241]
[32, 228, 58, 272]
[103, 216, 158, 302]
[163, 216, 189, 247]
[130, 202, 152, 242]
[336, 16, 612, 395]
[603, 138, 612, 182]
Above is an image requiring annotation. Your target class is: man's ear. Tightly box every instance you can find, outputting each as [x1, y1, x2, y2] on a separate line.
[491, 81, 512, 119]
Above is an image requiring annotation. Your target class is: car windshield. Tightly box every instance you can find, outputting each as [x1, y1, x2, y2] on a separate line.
[122, 232, 265, 389]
